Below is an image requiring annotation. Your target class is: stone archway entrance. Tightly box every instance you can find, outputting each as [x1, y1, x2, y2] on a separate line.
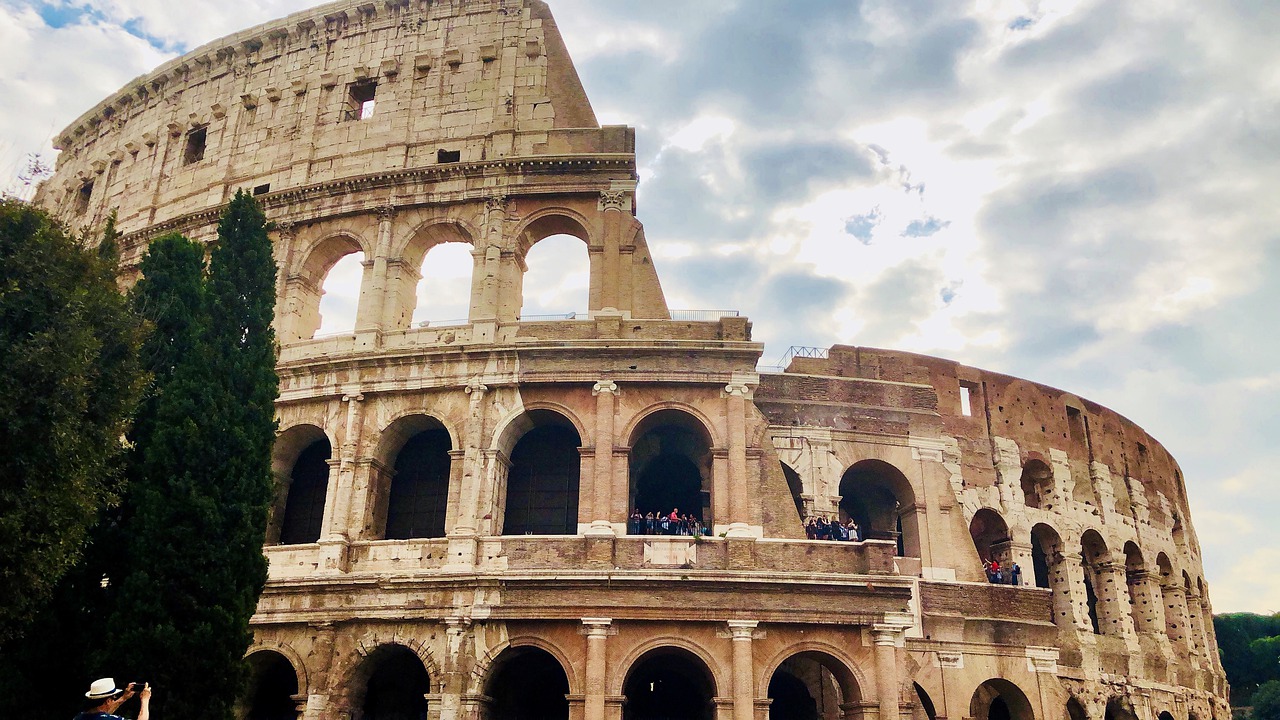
[483, 646, 570, 720]
[623, 648, 716, 720]
[970, 679, 1035, 720]
[766, 651, 859, 720]
[360, 645, 431, 720]
[240, 650, 300, 720]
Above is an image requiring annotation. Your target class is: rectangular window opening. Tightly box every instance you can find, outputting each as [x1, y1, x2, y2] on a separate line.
[74, 181, 93, 215]
[959, 383, 975, 417]
[183, 126, 208, 165]
[437, 148, 461, 164]
[253, 183, 271, 196]
[345, 80, 377, 121]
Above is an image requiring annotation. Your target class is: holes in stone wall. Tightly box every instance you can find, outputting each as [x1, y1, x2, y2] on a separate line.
[437, 148, 460, 164]
[74, 180, 93, 215]
[183, 126, 207, 165]
[345, 80, 377, 121]
[253, 183, 271, 196]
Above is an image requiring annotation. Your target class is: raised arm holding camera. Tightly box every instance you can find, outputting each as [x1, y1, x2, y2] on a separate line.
[75, 678, 151, 720]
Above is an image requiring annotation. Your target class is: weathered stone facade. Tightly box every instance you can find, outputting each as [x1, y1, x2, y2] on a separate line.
[39, 2, 1227, 720]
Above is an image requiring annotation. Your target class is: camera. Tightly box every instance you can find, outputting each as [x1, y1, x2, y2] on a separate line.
[129, 682, 146, 692]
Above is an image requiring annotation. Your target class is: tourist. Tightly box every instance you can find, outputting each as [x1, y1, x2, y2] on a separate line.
[630, 508, 643, 535]
[645, 511, 656, 535]
[75, 679, 151, 720]
[846, 519, 861, 542]
[1010, 562, 1022, 586]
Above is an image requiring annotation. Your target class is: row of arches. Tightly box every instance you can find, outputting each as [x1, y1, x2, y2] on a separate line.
[240, 642, 1040, 720]
[272, 407, 715, 543]
[966, 507, 1215, 658]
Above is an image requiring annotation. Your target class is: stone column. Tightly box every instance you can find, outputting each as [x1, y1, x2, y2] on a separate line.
[583, 618, 612, 720]
[304, 622, 338, 720]
[1186, 586, 1207, 660]
[873, 624, 903, 720]
[724, 378, 755, 537]
[1058, 551, 1095, 633]
[447, 380, 487, 569]
[1128, 570, 1166, 635]
[728, 621, 758, 720]
[598, 190, 628, 310]
[1162, 581, 1192, 658]
[320, 392, 364, 572]
[1098, 561, 1138, 639]
[589, 382, 619, 535]
[355, 203, 395, 343]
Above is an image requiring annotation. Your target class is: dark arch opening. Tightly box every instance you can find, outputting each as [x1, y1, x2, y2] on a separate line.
[1068, 698, 1089, 720]
[970, 508, 1012, 583]
[387, 429, 452, 539]
[280, 440, 331, 545]
[916, 684, 938, 720]
[1158, 712, 1175, 720]
[504, 418, 581, 536]
[242, 651, 299, 720]
[970, 679, 1034, 720]
[623, 648, 716, 720]
[781, 462, 805, 521]
[1105, 699, 1137, 720]
[630, 411, 713, 527]
[837, 460, 918, 557]
[769, 670, 818, 720]
[484, 647, 570, 720]
[361, 646, 430, 720]
[1081, 530, 1111, 635]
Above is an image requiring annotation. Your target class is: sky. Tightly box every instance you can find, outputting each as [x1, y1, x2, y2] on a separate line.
[2, 0, 1278, 614]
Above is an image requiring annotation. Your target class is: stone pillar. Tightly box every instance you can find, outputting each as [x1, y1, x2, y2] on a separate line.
[724, 377, 756, 537]
[589, 382, 619, 535]
[728, 621, 758, 720]
[303, 622, 338, 720]
[598, 190, 628, 310]
[583, 618, 612, 720]
[320, 392, 364, 572]
[472, 196, 507, 322]
[447, 380, 488, 569]
[1186, 586, 1207, 660]
[873, 624, 903, 720]
[1005, 541, 1034, 586]
[1059, 551, 1094, 633]
[1128, 570, 1166, 635]
[1162, 581, 1193, 657]
[355, 203, 395, 342]
[1097, 561, 1137, 639]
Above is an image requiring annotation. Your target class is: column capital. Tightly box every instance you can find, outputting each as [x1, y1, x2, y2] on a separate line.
[592, 380, 619, 396]
[598, 190, 630, 213]
[727, 620, 759, 639]
[582, 617, 613, 636]
[723, 382, 754, 399]
[872, 624, 907, 646]
[275, 219, 298, 238]
[466, 379, 489, 396]
[486, 194, 509, 214]
[343, 392, 365, 403]
[376, 203, 397, 222]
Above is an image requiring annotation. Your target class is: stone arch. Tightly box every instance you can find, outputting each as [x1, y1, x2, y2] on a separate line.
[472, 635, 581, 696]
[969, 507, 1012, 579]
[757, 641, 866, 706]
[1020, 458, 1054, 509]
[1123, 542, 1154, 633]
[618, 643, 721, 720]
[479, 641, 575, 720]
[244, 641, 310, 694]
[515, 207, 594, 254]
[969, 678, 1035, 720]
[1067, 697, 1089, 720]
[499, 408, 583, 536]
[1031, 523, 1073, 627]
[269, 423, 335, 545]
[285, 230, 371, 342]
[337, 640, 438, 720]
[491, 401, 590, 457]
[1104, 697, 1138, 720]
[396, 219, 478, 330]
[627, 407, 717, 530]
[1157, 712, 1175, 720]
[371, 413, 456, 540]
[611, 636, 727, 698]
[760, 644, 864, 720]
[240, 649, 303, 720]
[837, 459, 920, 557]
[621, 401, 724, 448]
[1080, 529, 1117, 635]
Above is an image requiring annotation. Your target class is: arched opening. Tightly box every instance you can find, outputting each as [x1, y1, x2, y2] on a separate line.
[483, 646, 570, 720]
[1031, 524, 1071, 626]
[837, 460, 919, 557]
[915, 683, 938, 720]
[623, 648, 716, 720]
[1158, 712, 1175, 720]
[1124, 542, 1149, 632]
[767, 651, 860, 720]
[781, 462, 806, 521]
[387, 427, 453, 539]
[520, 234, 589, 319]
[503, 411, 581, 536]
[970, 679, 1034, 720]
[1067, 697, 1088, 720]
[970, 508, 1012, 582]
[1020, 459, 1053, 509]
[1105, 698, 1137, 720]
[1156, 553, 1183, 648]
[1081, 530, 1112, 635]
[356, 645, 431, 720]
[629, 410, 714, 529]
[280, 439, 331, 545]
[270, 424, 332, 545]
[412, 242, 474, 328]
[315, 251, 366, 337]
[240, 650, 300, 720]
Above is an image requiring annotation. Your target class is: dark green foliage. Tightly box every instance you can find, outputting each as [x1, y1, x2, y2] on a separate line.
[0, 199, 145, 646]
[100, 193, 279, 720]
[1215, 612, 1280, 707]
[1254, 681, 1280, 720]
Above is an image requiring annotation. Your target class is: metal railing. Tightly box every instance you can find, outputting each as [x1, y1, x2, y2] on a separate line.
[518, 312, 580, 321]
[416, 318, 469, 328]
[774, 345, 829, 367]
[669, 309, 740, 321]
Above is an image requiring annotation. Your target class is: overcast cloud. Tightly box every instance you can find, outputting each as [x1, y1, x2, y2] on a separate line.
[2, 0, 1278, 613]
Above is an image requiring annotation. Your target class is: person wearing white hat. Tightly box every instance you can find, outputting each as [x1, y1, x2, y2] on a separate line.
[74, 678, 150, 720]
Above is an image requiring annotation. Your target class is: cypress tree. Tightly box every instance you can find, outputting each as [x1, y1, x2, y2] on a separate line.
[103, 192, 278, 720]
[0, 200, 145, 646]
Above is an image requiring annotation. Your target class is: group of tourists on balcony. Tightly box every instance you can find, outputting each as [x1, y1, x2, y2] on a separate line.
[629, 508, 705, 537]
[983, 558, 1022, 585]
[805, 516, 861, 542]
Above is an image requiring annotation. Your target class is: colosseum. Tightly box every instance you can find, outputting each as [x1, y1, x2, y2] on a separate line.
[36, 1, 1229, 720]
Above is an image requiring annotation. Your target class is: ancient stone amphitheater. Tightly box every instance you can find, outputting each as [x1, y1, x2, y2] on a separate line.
[36, 1, 1228, 720]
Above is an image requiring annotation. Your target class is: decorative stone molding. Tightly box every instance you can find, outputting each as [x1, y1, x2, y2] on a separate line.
[592, 381, 619, 397]
[598, 190, 629, 213]
[937, 650, 964, 669]
[1026, 646, 1060, 674]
